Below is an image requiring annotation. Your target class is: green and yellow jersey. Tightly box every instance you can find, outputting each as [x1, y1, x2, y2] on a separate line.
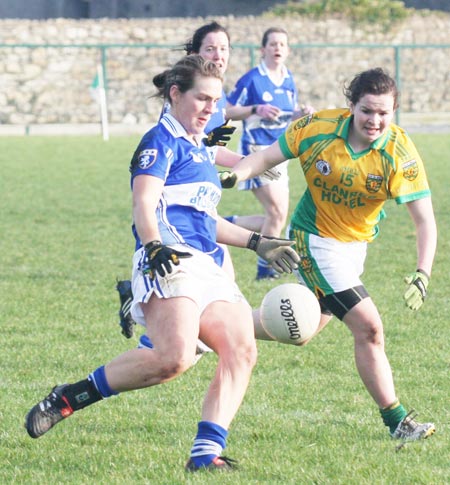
[279, 108, 430, 242]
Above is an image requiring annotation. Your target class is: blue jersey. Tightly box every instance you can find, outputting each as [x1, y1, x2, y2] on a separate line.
[208, 90, 227, 131]
[129, 113, 224, 266]
[227, 62, 298, 155]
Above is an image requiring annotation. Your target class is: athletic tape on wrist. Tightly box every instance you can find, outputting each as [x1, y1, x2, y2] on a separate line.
[247, 232, 261, 251]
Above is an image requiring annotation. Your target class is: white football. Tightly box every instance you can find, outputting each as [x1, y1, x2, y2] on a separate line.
[260, 283, 321, 345]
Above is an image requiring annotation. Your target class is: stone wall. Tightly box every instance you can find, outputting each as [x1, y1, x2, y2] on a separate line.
[1, 13, 450, 127]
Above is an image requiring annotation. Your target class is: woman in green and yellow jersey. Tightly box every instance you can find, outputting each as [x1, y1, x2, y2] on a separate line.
[220, 67, 437, 443]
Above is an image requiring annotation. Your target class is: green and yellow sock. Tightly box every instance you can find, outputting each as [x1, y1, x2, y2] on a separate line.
[380, 399, 407, 434]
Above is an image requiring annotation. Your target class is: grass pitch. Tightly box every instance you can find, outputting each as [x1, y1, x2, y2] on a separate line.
[0, 133, 449, 484]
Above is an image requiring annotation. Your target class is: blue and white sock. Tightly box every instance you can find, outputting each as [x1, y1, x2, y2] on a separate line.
[190, 421, 228, 467]
[223, 215, 237, 224]
[88, 365, 119, 398]
[138, 334, 154, 349]
[257, 256, 271, 270]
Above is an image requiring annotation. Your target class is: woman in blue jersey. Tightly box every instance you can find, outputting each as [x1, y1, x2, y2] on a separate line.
[25, 55, 299, 471]
[220, 67, 437, 443]
[116, 21, 263, 338]
[227, 27, 313, 280]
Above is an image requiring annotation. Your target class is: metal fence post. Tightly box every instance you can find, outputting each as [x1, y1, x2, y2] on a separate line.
[101, 45, 108, 90]
[394, 45, 401, 125]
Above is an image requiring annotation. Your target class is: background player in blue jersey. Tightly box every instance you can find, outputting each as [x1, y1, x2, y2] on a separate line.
[227, 27, 313, 280]
[158, 21, 230, 136]
[25, 55, 299, 472]
[117, 21, 264, 338]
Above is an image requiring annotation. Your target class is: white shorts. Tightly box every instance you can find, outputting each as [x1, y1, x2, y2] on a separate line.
[291, 229, 367, 295]
[130, 244, 247, 327]
[238, 144, 289, 190]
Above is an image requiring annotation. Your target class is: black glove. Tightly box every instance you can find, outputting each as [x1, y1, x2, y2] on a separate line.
[247, 232, 300, 274]
[203, 120, 236, 147]
[218, 171, 238, 188]
[142, 241, 192, 279]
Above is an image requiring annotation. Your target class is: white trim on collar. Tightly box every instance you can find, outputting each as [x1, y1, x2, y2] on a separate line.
[160, 113, 187, 138]
[258, 60, 289, 85]
[160, 113, 206, 146]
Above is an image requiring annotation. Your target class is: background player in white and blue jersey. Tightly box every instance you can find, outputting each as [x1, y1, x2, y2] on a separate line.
[162, 21, 230, 136]
[25, 55, 299, 472]
[227, 27, 314, 280]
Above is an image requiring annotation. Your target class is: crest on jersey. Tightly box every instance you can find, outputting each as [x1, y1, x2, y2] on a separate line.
[138, 149, 158, 169]
[316, 159, 332, 176]
[294, 114, 313, 129]
[262, 91, 274, 102]
[402, 159, 418, 181]
[365, 173, 383, 193]
[300, 256, 313, 273]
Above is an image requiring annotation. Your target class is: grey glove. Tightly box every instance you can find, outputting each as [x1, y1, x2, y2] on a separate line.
[261, 167, 282, 181]
[247, 232, 299, 274]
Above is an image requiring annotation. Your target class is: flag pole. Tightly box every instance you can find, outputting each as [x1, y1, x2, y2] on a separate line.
[96, 64, 109, 141]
